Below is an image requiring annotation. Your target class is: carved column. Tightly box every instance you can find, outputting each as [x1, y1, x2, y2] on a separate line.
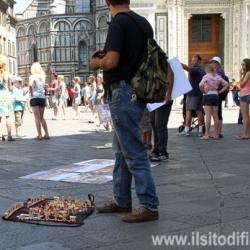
[231, 1, 242, 78]
[166, 0, 185, 59]
[183, 12, 192, 64]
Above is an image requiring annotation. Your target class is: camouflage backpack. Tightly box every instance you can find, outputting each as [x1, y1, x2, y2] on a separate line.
[120, 12, 169, 103]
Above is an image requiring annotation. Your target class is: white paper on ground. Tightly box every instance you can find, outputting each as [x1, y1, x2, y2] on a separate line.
[147, 57, 192, 112]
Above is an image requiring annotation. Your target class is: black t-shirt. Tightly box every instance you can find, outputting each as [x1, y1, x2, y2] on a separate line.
[187, 66, 205, 97]
[103, 11, 153, 89]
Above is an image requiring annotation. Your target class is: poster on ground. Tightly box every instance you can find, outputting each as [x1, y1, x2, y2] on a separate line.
[20, 159, 157, 184]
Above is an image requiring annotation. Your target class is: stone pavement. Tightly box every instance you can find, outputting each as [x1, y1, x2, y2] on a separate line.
[0, 105, 250, 250]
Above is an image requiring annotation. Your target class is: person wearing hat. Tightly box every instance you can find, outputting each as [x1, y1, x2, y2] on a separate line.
[210, 56, 229, 138]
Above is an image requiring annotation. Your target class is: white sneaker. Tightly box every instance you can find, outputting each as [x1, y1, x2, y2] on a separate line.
[179, 131, 190, 136]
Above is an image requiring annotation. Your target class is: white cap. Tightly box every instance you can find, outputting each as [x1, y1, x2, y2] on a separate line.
[13, 76, 22, 82]
[211, 56, 221, 64]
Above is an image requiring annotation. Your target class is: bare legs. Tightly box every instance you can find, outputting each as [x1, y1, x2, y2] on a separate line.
[57, 99, 67, 119]
[0, 116, 14, 141]
[185, 110, 204, 127]
[72, 104, 79, 119]
[240, 102, 250, 138]
[203, 106, 219, 139]
[211, 106, 219, 139]
[196, 110, 204, 127]
[32, 106, 49, 139]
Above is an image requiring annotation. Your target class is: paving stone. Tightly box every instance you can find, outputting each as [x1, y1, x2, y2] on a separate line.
[0, 107, 249, 250]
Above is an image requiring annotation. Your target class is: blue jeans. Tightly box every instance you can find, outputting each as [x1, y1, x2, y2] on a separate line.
[240, 95, 250, 103]
[109, 81, 159, 210]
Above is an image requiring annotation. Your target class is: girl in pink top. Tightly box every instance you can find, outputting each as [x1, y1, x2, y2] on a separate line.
[199, 64, 228, 139]
[238, 58, 250, 139]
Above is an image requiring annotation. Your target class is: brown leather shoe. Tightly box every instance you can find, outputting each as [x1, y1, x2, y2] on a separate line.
[96, 201, 132, 213]
[122, 206, 159, 223]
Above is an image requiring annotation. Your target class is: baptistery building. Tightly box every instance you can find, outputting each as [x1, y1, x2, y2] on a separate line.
[15, 0, 250, 83]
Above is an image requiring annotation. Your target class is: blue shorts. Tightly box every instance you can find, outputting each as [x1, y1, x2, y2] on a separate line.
[90, 98, 96, 106]
[240, 95, 250, 103]
[30, 98, 46, 108]
[203, 94, 219, 106]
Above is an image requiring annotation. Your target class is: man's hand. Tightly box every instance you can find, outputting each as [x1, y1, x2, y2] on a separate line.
[92, 50, 106, 58]
[90, 57, 100, 71]
[165, 91, 172, 103]
[89, 51, 120, 71]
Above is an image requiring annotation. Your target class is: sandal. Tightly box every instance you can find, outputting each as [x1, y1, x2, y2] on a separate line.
[0, 135, 5, 141]
[43, 136, 50, 140]
[200, 136, 210, 140]
[34, 136, 43, 140]
[235, 135, 250, 140]
[7, 136, 15, 142]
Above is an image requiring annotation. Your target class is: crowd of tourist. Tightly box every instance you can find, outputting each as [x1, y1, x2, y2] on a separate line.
[0, 59, 107, 141]
[0, 55, 249, 145]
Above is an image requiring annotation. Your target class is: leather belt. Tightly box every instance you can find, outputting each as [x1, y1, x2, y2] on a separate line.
[109, 80, 128, 92]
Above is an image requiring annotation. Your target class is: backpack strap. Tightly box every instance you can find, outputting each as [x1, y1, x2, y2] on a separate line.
[116, 11, 152, 39]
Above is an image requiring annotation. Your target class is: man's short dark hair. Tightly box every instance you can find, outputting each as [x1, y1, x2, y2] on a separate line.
[194, 54, 202, 62]
[108, 0, 130, 5]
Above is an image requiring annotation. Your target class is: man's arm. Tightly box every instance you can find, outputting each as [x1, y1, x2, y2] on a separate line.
[181, 63, 191, 72]
[165, 65, 174, 103]
[47, 80, 59, 91]
[90, 51, 120, 71]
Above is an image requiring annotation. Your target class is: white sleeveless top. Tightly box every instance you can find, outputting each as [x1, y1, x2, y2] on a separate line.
[31, 78, 45, 99]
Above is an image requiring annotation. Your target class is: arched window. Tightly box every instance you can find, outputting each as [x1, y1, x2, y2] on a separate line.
[39, 22, 49, 49]
[32, 44, 38, 63]
[74, 21, 86, 31]
[98, 16, 108, 28]
[79, 41, 87, 67]
[38, 22, 49, 62]
[54, 21, 71, 62]
[98, 16, 108, 46]
[54, 21, 70, 46]
[17, 27, 25, 37]
[28, 25, 36, 36]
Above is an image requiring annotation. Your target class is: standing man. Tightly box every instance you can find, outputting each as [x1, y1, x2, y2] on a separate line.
[90, 0, 172, 223]
[181, 54, 205, 136]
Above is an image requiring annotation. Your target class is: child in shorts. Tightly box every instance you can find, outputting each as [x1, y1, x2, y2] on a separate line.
[199, 64, 228, 139]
